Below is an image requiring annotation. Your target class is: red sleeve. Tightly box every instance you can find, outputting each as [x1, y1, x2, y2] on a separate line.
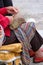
[0, 8, 7, 15]
[0, 14, 10, 29]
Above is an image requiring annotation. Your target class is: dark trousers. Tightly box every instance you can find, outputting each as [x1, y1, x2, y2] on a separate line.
[30, 30, 43, 52]
[0, 0, 13, 8]
[3, 30, 19, 45]
[3, 30, 43, 52]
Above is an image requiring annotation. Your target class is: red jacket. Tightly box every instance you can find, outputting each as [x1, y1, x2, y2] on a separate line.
[0, 8, 11, 37]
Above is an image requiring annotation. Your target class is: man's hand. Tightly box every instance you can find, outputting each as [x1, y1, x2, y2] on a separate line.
[6, 6, 19, 15]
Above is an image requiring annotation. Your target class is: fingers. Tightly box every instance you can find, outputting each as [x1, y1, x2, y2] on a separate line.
[6, 6, 19, 14]
[11, 7, 19, 14]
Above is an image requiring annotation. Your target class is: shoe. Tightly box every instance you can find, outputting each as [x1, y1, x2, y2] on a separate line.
[33, 46, 43, 63]
[33, 56, 43, 63]
[29, 49, 35, 57]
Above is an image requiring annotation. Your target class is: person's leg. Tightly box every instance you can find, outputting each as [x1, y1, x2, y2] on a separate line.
[0, 0, 4, 8]
[3, 30, 19, 45]
[30, 30, 43, 52]
[3, 0, 13, 7]
[30, 30, 43, 63]
[29, 30, 42, 57]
